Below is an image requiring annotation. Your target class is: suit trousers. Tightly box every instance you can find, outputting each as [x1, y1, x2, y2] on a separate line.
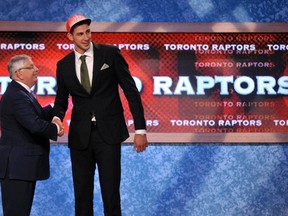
[1, 178, 36, 216]
[70, 123, 121, 216]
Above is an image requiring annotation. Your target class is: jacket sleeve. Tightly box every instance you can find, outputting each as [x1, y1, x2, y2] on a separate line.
[42, 104, 53, 121]
[52, 61, 70, 121]
[113, 47, 146, 130]
[13, 91, 58, 141]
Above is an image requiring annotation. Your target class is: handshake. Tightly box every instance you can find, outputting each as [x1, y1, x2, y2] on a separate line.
[52, 118, 65, 137]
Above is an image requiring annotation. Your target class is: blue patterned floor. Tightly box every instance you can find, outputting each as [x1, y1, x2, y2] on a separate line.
[1, 144, 288, 216]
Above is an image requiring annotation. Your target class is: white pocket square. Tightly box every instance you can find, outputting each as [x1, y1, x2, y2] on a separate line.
[100, 63, 109, 70]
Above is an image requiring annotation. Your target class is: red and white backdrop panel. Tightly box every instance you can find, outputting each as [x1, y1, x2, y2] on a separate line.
[0, 32, 287, 141]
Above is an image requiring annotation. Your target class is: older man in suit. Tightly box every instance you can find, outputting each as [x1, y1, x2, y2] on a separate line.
[52, 14, 148, 215]
[0, 54, 64, 216]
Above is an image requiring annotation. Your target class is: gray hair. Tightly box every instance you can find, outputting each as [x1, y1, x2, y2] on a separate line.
[7, 54, 32, 79]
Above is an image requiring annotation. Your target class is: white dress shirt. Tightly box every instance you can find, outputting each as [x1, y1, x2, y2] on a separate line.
[74, 43, 94, 87]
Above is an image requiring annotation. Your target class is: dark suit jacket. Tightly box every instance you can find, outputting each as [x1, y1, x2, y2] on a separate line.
[53, 43, 146, 149]
[0, 80, 58, 181]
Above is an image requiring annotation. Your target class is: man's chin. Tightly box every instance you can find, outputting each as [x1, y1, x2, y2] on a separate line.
[82, 43, 90, 49]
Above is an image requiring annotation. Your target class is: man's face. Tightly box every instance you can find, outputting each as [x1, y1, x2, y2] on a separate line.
[68, 24, 91, 54]
[15, 59, 38, 88]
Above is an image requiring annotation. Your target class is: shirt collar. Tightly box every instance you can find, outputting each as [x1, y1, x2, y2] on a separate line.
[15, 80, 32, 93]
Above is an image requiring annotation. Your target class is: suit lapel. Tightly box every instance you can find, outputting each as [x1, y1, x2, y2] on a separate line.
[91, 44, 104, 93]
[27, 92, 43, 115]
[68, 53, 84, 89]
[11, 81, 43, 116]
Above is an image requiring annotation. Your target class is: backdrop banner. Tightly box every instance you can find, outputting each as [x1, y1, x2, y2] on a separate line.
[0, 31, 287, 142]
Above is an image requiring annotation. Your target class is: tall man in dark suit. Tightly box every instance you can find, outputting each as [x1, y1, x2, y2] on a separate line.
[53, 15, 148, 215]
[0, 54, 64, 216]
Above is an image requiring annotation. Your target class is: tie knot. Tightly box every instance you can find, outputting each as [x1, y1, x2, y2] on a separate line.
[80, 55, 86, 62]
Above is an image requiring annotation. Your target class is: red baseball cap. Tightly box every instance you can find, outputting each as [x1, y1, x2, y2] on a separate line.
[66, 14, 91, 33]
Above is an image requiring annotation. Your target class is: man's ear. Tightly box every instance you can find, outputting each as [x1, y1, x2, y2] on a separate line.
[67, 32, 73, 41]
[14, 70, 23, 81]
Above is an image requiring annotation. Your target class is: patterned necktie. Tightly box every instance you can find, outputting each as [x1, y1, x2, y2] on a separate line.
[80, 55, 91, 93]
[28, 92, 42, 114]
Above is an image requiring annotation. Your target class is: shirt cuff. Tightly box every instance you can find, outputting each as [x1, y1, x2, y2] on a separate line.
[135, 129, 146, 135]
[52, 116, 61, 133]
[52, 116, 61, 121]
[55, 123, 60, 133]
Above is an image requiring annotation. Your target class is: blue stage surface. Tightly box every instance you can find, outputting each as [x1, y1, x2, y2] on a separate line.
[1, 144, 288, 216]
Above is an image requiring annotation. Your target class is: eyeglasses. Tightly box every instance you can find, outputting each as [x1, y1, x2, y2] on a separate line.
[18, 65, 37, 71]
